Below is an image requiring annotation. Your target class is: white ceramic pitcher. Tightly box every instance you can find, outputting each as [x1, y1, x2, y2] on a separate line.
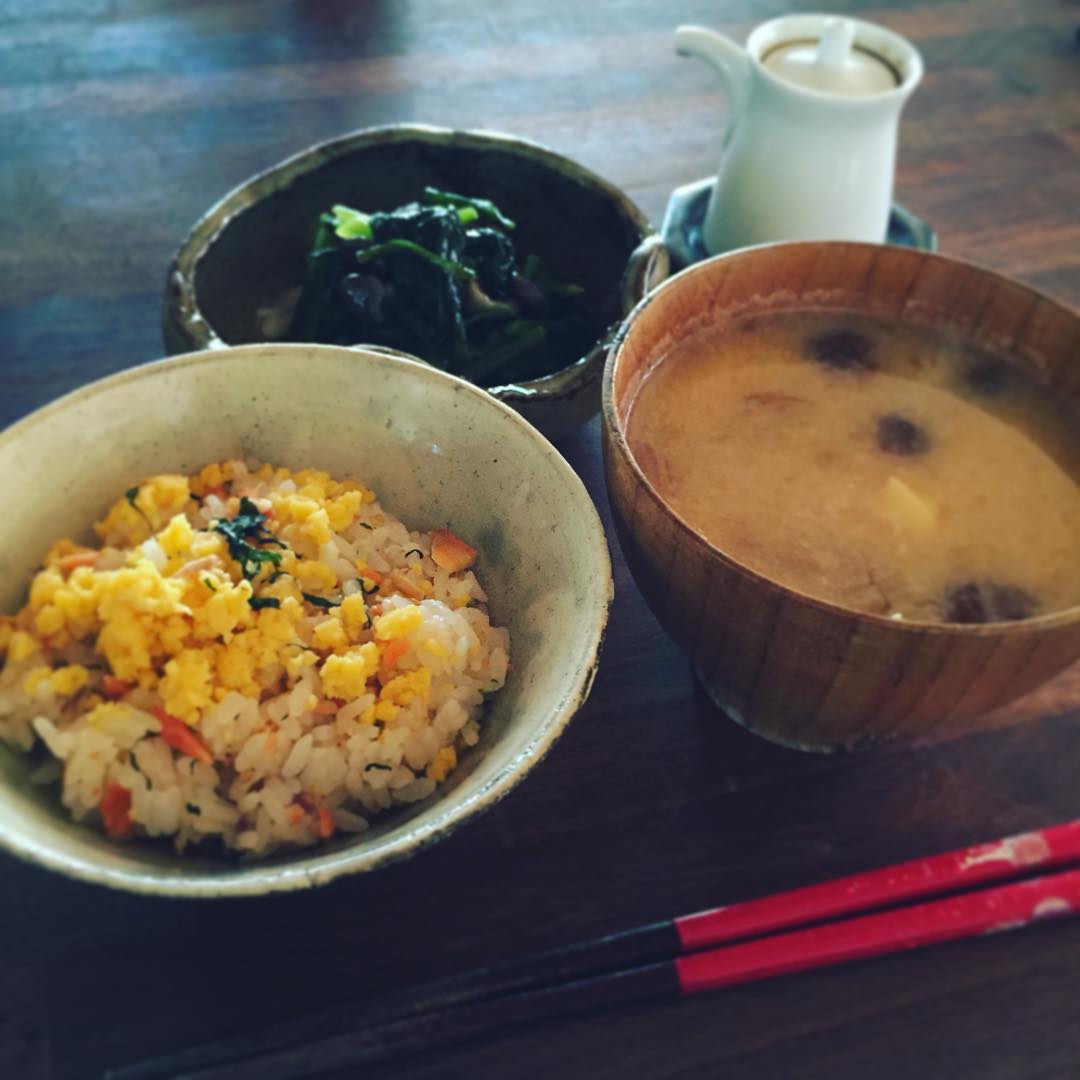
[676, 14, 923, 254]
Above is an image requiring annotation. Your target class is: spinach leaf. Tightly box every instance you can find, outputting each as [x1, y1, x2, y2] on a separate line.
[463, 228, 516, 298]
[212, 498, 286, 580]
[458, 320, 548, 386]
[290, 216, 354, 342]
[363, 205, 469, 357]
[423, 187, 516, 230]
[287, 188, 588, 387]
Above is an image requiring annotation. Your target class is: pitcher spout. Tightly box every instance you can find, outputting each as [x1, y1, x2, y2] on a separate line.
[674, 25, 751, 92]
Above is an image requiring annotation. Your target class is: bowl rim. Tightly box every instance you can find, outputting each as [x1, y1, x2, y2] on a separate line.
[602, 240, 1080, 636]
[164, 122, 656, 397]
[0, 342, 614, 897]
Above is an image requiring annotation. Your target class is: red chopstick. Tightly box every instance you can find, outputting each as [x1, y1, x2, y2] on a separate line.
[677, 866, 1080, 994]
[676, 817, 1080, 952]
[110, 820, 1080, 1080]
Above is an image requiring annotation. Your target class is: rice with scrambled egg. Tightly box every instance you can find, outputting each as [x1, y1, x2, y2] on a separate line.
[0, 460, 508, 855]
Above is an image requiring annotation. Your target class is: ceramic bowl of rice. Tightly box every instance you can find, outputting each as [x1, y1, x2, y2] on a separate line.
[0, 344, 611, 896]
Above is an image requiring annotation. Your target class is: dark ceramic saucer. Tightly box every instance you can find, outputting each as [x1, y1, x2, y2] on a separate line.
[661, 176, 937, 271]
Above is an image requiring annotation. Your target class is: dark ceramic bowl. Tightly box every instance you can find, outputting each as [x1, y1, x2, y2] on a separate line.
[163, 124, 668, 440]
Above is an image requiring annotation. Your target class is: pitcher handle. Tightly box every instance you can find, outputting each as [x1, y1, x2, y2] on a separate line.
[674, 25, 752, 148]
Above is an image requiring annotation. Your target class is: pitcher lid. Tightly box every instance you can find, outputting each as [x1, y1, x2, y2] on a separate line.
[762, 17, 899, 95]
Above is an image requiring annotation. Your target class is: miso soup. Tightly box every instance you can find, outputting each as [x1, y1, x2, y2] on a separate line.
[626, 311, 1080, 623]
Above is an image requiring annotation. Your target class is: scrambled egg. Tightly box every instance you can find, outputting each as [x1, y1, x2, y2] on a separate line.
[320, 644, 379, 700]
[373, 605, 423, 640]
[0, 462, 453, 738]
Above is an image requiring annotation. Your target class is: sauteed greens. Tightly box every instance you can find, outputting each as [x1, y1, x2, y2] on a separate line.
[288, 188, 593, 387]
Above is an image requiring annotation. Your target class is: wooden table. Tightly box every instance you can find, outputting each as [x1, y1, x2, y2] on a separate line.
[2, 2, 1079, 1077]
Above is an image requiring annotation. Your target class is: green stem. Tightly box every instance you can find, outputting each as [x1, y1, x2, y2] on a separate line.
[458, 323, 547, 385]
[354, 239, 476, 282]
[422, 186, 516, 230]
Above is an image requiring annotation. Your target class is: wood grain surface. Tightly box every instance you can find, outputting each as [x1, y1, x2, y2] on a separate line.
[2, 2, 1079, 1078]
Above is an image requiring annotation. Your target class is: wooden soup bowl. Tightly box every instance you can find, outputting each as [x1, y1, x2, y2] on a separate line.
[602, 242, 1080, 751]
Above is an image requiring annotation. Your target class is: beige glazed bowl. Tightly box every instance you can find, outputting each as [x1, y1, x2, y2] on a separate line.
[163, 124, 669, 441]
[603, 242, 1080, 751]
[0, 345, 612, 896]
